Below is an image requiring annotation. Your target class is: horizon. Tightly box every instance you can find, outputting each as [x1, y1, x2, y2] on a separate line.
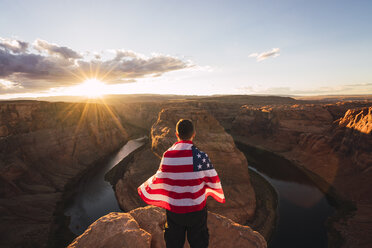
[1, 0, 372, 99]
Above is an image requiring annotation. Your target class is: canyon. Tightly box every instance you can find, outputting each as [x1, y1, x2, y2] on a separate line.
[112, 96, 371, 247]
[231, 103, 372, 248]
[0, 95, 371, 248]
[115, 106, 256, 223]
[0, 101, 133, 247]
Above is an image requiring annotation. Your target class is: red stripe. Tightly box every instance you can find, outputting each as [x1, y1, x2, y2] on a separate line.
[161, 164, 194, 173]
[138, 187, 207, 213]
[164, 150, 193, 158]
[138, 187, 225, 213]
[143, 183, 224, 200]
[152, 175, 220, 186]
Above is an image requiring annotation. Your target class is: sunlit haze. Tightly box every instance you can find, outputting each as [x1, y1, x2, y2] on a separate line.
[1, 0, 372, 99]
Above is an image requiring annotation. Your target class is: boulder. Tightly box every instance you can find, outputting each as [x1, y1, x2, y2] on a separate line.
[68, 206, 267, 248]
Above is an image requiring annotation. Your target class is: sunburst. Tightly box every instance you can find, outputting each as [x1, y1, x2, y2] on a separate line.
[76, 78, 106, 98]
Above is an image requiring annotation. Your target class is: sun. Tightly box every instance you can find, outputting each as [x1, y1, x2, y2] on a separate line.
[78, 78, 106, 98]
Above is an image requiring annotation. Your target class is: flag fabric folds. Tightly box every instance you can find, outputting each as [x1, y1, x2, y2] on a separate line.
[138, 140, 225, 213]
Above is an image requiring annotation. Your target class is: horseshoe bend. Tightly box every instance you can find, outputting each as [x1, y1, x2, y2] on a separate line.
[0, 95, 371, 248]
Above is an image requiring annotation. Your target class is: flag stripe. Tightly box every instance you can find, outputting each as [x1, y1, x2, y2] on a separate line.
[152, 175, 220, 186]
[161, 164, 194, 173]
[161, 156, 193, 166]
[140, 183, 224, 205]
[138, 188, 208, 213]
[137, 141, 225, 213]
[168, 143, 193, 151]
[148, 180, 222, 193]
[164, 150, 193, 158]
[143, 183, 224, 200]
[155, 170, 218, 180]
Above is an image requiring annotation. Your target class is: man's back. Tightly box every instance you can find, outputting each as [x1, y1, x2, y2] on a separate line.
[137, 140, 225, 213]
[138, 119, 225, 248]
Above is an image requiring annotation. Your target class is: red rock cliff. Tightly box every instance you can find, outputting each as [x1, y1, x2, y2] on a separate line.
[232, 103, 372, 247]
[0, 101, 130, 248]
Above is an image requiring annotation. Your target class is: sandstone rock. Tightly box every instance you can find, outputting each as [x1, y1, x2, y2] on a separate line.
[0, 101, 131, 248]
[232, 104, 334, 151]
[231, 102, 372, 248]
[338, 107, 371, 135]
[150, 107, 256, 224]
[115, 102, 164, 130]
[115, 146, 161, 212]
[333, 203, 372, 248]
[68, 212, 151, 248]
[69, 206, 267, 248]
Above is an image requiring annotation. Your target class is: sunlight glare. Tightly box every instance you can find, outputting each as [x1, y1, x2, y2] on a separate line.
[77, 78, 106, 98]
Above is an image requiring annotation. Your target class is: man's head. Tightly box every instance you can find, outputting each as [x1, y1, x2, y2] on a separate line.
[176, 119, 195, 141]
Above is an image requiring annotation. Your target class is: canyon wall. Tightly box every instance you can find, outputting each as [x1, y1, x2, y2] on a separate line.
[0, 101, 130, 248]
[115, 106, 256, 224]
[2, 96, 370, 248]
[231, 102, 372, 247]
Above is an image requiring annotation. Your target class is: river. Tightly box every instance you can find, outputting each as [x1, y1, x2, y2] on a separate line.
[64, 137, 335, 247]
[64, 136, 147, 235]
[237, 142, 335, 248]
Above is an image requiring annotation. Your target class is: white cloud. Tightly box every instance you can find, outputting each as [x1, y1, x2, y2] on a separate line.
[33, 39, 82, 59]
[0, 37, 28, 53]
[249, 48, 280, 62]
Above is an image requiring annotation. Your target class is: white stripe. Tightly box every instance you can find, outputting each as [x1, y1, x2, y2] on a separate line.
[205, 188, 225, 199]
[141, 183, 204, 206]
[161, 156, 193, 166]
[141, 184, 224, 206]
[155, 169, 218, 180]
[148, 180, 222, 193]
[169, 143, 193, 151]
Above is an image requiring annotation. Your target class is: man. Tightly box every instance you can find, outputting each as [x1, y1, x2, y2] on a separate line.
[138, 119, 225, 248]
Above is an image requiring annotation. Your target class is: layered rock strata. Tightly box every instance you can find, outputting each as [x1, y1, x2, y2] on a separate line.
[68, 205, 267, 248]
[0, 101, 130, 247]
[116, 106, 257, 224]
[150, 107, 256, 223]
[232, 103, 372, 247]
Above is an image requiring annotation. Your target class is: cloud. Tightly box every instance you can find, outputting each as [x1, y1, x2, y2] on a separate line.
[33, 39, 82, 59]
[249, 48, 280, 62]
[0, 37, 28, 53]
[0, 38, 194, 94]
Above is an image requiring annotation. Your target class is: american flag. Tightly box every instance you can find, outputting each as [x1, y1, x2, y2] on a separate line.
[138, 140, 225, 213]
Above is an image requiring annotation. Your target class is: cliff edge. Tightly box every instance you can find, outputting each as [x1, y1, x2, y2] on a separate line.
[68, 205, 267, 248]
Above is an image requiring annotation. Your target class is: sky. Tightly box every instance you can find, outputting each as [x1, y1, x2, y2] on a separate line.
[0, 0, 372, 99]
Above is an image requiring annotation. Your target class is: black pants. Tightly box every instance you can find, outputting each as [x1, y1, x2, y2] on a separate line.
[164, 207, 209, 248]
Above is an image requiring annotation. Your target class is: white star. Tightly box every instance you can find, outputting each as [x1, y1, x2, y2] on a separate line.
[197, 153, 201, 158]
[205, 154, 208, 157]
[202, 158, 206, 163]
[207, 163, 210, 167]
[198, 164, 202, 169]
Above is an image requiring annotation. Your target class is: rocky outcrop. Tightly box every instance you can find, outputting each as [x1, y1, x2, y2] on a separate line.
[115, 102, 164, 130]
[0, 101, 130, 248]
[68, 206, 267, 248]
[232, 103, 372, 247]
[150, 107, 256, 223]
[115, 106, 256, 224]
[115, 145, 161, 211]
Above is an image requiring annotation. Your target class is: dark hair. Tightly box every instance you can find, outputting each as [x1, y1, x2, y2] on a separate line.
[176, 119, 194, 140]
